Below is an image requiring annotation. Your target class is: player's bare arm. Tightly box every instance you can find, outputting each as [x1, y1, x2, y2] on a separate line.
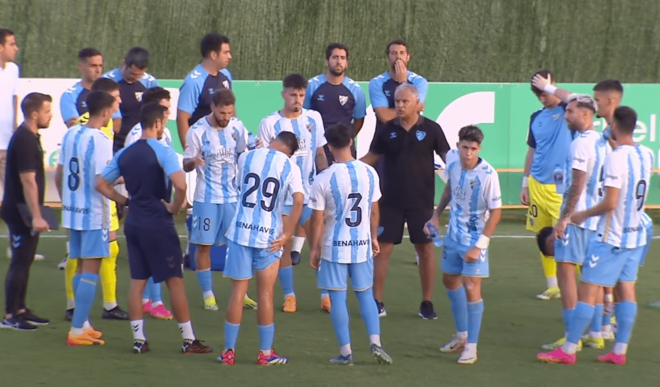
[532, 74, 572, 103]
[571, 186, 620, 225]
[176, 110, 192, 148]
[359, 151, 380, 167]
[112, 117, 122, 134]
[20, 171, 48, 232]
[315, 146, 329, 173]
[182, 154, 204, 173]
[54, 164, 64, 199]
[96, 175, 130, 206]
[370, 201, 380, 256]
[428, 181, 452, 231]
[465, 208, 501, 262]
[352, 118, 364, 137]
[520, 147, 534, 205]
[271, 192, 304, 252]
[308, 209, 324, 270]
[162, 171, 187, 214]
[554, 169, 586, 239]
[65, 117, 79, 128]
[373, 107, 397, 123]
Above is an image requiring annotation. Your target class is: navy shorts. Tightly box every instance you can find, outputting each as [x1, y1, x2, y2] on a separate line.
[125, 223, 183, 283]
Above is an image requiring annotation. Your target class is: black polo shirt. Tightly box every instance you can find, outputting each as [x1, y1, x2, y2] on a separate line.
[369, 116, 449, 209]
[0, 125, 45, 226]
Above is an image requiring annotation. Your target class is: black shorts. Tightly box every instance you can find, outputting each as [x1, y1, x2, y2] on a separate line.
[125, 223, 183, 283]
[379, 206, 434, 245]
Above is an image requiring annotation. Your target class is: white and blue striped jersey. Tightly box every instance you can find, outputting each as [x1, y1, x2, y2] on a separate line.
[124, 123, 173, 148]
[257, 109, 327, 205]
[597, 144, 654, 249]
[58, 125, 113, 230]
[562, 130, 610, 231]
[226, 148, 304, 249]
[446, 157, 502, 247]
[184, 116, 250, 204]
[309, 161, 381, 264]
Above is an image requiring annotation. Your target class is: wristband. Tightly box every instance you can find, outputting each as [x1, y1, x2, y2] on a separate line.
[475, 235, 490, 249]
[522, 176, 529, 188]
[605, 294, 613, 303]
[543, 84, 557, 95]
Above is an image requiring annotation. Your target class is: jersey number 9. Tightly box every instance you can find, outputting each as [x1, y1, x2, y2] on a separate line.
[635, 179, 647, 211]
[242, 173, 280, 212]
[68, 157, 80, 191]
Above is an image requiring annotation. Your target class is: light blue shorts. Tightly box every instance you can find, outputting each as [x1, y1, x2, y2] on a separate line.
[283, 204, 312, 227]
[190, 201, 236, 246]
[581, 240, 641, 287]
[317, 257, 373, 291]
[69, 228, 110, 259]
[637, 219, 654, 267]
[223, 240, 282, 280]
[554, 225, 593, 265]
[441, 236, 489, 277]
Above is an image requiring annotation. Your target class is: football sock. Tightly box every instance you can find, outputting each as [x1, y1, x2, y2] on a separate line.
[224, 321, 240, 350]
[292, 236, 305, 253]
[100, 240, 119, 310]
[467, 300, 484, 344]
[178, 321, 195, 341]
[562, 308, 575, 335]
[131, 319, 146, 341]
[65, 257, 78, 309]
[448, 286, 469, 334]
[602, 310, 612, 331]
[71, 273, 99, 334]
[356, 288, 380, 337]
[565, 302, 595, 353]
[614, 301, 637, 350]
[148, 277, 163, 305]
[196, 269, 214, 298]
[590, 304, 604, 337]
[258, 323, 275, 353]
[321, 289, 329, 300]
[329, 290, 351, 349]
[541, 253, 557, 287]
[279, 266, 295, 297]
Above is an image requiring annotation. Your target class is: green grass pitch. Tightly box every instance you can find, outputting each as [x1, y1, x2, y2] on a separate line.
[0, 212, 659, 387]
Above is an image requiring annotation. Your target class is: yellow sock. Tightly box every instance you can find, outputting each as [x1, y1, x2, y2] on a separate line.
[541, 253, 558, 287]
[100, 240, 120, 310]
[65, 258, 78, 309]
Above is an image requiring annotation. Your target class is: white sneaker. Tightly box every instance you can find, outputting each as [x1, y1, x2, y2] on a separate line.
[415, 254, 419, 266]
[601, 330, 615, 341]
[58, 256, 68, 270]
[34, 254, 45, 261]
[440, 334, 467, 353]
[457, 346, 478, 365]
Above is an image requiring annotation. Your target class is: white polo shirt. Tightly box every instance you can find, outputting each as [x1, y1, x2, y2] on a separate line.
[0, 62, 20, 150]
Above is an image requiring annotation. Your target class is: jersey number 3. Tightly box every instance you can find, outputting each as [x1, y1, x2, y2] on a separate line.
[242, 173, 280, 212]
[345, 193, 362, 227]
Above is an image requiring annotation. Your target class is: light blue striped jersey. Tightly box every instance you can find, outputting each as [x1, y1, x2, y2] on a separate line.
[226, 148, 304, 249]
[446, 157, 502, 247]
[597, 144, 654, 249]
[184, 116, 249, 204]
[561, 130, 610, 231]
[124, 123, 172, 148]
[308, 160, 381, 264]
[257, 109, 327, 205]
[57, 125, 113, 230]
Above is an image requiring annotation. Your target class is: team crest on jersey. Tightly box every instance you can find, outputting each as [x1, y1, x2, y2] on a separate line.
[384, 90, 391, 97]
[553, 114, 560, 120]
[135, 92, 143, 102]
[339, 95, 348, 106]
[223, 81, 229, 89]
[390, 132, 397, 139]
[416, 130, 426, 141]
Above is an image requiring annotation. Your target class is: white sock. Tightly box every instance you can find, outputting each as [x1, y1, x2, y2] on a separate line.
[67, 299, 76, 310]
[142, 298, 150, 305]
[285, 292, 296, 299]
[83, 320, 92, 330]
[71, 327, 85, 336]
[321, 293, 329, 301]
[104, 301, 118, 311]
[131, 319, 146, 341]
[589, 331, 602, 339]
[178, 321, 195, 341]
[464, 343, 477, 352]
[613, 343, 628, 355]
[562, 342, 578, 355]
[547, 277, 558, 288]
[152, 301, 163, 307]
[369, 334, 381, 347]
[261, 349, 272, 356]
[203, 291, 215, 299]
[602, 325, 612, 333]
[292, 236, 305, 253]
[457, 331, 468, 340]
[340, 343, 352, 357]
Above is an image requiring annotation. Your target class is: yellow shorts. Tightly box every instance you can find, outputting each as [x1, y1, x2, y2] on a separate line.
[110, 201, 120, 232]
[526, 176, 562, 233]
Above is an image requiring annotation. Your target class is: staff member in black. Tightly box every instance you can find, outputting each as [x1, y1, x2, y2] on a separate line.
[361, 83, 450, 320]
[1, 93, 52, 331]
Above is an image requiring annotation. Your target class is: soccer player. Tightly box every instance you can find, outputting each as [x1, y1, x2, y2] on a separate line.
[538, 106, 653, 365]
[177, 33, 232, 149]
[520, 70, 572, 301]
[183, 89, 257, 311]
[60, 48, 105, 128]
[123, 87, 174, 320]
[257, 73, 329, 313]
[427, 125, 502, 364]
[308, 124, 392, 365]
[103, 47, 158, 153]
[218, 131, 303, 366]
[97, 102, 212, 355]
[63, 77, 128, 322]
[55, 91, 116, 346]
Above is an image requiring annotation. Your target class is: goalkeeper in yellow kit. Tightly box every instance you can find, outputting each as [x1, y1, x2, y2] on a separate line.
[60, 75, 128, 320]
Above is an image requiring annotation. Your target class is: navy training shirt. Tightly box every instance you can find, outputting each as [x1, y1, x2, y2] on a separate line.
[178, 64, 233, 127]
[303, 74, 366, 133]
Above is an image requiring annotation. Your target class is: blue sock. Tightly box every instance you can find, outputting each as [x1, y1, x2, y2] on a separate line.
[258, 323, 275, 351]
[562, 308, 574, 334]
[447, 286, 468, 333]
[567, 302, 595, 344]
[224, 321, 240, 350]
[72, 273, 98, 329]
[356, 288, 380, 336]
[614, 301, 637, 344]
[467, 300, 484, 344]
[279, 266, 295, 296]
[602, 310, 612, 328]
[328, 290, 351, 347]
[72, 274, 81, 294]
[148, 277, 162, 304]
[590, 304, 604, 333]
[196, 269, 213, 294]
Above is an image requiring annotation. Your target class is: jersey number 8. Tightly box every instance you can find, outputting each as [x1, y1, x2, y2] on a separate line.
[68, 157, 80, 191]
[242, 173, 280, 212]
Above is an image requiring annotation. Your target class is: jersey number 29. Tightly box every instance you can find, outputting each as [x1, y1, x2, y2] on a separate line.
[242, 173, 280, 212]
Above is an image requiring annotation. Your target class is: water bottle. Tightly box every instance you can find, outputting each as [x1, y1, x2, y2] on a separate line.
[247, 133, 258, 150]
[425, 222, 444, 247]
[553, 166, 564, 194]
